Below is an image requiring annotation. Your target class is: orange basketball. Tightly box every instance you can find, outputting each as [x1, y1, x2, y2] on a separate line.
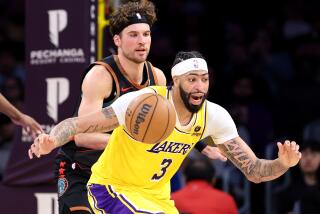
[125, 93, 176, 144]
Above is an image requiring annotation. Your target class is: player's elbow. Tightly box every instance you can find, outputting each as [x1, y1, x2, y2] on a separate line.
[245, 174, 262, 184]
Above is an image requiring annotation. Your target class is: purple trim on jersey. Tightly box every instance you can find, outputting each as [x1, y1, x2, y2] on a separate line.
[89, 184, 164, 214]
[123, 129, 135, 140]
[199, 101, 207, 139]
[88, 184, 132, 213]
[118, 194, 165, 214]
[174, 127, 191, 134]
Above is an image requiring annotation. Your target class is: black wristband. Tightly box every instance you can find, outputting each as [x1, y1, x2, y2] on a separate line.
[195, 139, 207, 152]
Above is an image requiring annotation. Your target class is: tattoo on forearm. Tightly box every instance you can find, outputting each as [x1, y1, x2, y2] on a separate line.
[102, 107, 117, 119]
[218, 140, 288, 182]
[218, 140, 255, 174]
[82, 107, 118, 133]
[82, 123, 118, 133]
[50, 107, 119, 147]
[250, 159, 287, 182]
[51, 118, 77, 147]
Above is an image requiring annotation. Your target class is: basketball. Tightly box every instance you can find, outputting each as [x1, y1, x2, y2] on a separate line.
[125, 93, 176, 144]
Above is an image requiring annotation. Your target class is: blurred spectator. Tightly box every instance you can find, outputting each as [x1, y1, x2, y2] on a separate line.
[224, 43, 250, 79]
[276, 140, 320, 214]
[0, 46, 26, 86]
[0, 114, 15, 180]
[283, 1, 313, 40]
[0, 76, 24, 109]
[293, 185, 320, 214]
[249, 29, 294, 95]
[0, 93, 42, 138]
[227, 71, 273, 156]
[303, 119, 320, 142]
[171, 158, 238, 214]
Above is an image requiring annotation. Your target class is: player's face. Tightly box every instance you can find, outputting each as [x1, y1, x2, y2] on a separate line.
[178, 71, 209, 113]
[299, 148, 320, 174]
[116, 23, 151, 63]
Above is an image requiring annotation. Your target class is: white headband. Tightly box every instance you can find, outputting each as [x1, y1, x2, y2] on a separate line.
[171, 58, 208, 77]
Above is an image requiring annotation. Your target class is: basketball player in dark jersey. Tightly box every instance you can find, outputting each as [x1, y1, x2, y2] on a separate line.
[53, 1, 226, 213]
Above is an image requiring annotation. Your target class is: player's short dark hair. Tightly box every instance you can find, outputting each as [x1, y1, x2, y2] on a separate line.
[301, 140, 320, 152]
[172, 51, 205, 68]
[110, 0, 157, 36]
[184, 159, 215, 183]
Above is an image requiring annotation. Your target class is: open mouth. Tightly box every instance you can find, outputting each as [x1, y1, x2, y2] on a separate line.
[190, 94, 204, 105]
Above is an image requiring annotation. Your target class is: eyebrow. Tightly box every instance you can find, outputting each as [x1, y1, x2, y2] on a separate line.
[127, 30, 151, 34]
[186, 72, 208, 76]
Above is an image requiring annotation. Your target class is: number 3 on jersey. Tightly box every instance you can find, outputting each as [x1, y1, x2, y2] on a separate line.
[151, 159, 172, 181]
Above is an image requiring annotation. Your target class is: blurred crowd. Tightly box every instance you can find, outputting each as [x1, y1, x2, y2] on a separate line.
[0, 0, 319, 213]
[0, 0, 26, 181]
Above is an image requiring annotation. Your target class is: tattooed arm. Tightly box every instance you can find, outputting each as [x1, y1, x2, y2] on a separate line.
[28, 106, 119, 158]
[216, 137, 301, 183]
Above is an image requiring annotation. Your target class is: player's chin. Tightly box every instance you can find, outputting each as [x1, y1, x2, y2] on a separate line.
[134, 56, 147, 63]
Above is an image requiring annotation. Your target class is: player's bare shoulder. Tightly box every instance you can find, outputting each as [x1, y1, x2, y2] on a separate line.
[84, 65, 113, 85]
[82, 64, 114, 98]
[153, 67, 166, 86]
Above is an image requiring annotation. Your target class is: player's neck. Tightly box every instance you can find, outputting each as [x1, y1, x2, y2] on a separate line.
[304, 173, 317, 186]
[171, 88, 193, 126]
[117, 54, 144, 84]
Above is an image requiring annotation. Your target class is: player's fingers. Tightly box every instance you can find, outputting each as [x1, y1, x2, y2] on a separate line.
[34, 137, 39, 147]
[28, 149, 33, 159]
[277, 142, 284, 154]
[42, 135, 51, 145]
[32, 122, 44, 134]
[38, 134, 46, 145]
[33, 143, 41, 158]
[30, 143, 37, 158]
[284, 140, 291, 152]
[25, 126, 31, 135]
[31, 131, 38, 139]
[219, 154, 228, 162]
[290, 141, 296, 151]
[214, 148, 228, 162]
[35, 122, 43, 132]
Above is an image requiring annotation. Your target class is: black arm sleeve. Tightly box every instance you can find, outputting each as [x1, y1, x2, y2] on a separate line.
[194, 139, 207, 152]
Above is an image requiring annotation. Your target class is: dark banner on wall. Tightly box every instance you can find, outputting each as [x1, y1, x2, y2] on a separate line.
[0, 0, 98, 213]
[4, 0, 97, 185]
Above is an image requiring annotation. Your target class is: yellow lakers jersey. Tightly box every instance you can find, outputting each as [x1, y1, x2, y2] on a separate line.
[89, 86, 208, 198]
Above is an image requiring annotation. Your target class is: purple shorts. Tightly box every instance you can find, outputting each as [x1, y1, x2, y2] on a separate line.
[87, 184, 166, 214]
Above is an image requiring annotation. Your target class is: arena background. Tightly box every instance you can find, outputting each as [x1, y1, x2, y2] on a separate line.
[0, 0, 319, 214]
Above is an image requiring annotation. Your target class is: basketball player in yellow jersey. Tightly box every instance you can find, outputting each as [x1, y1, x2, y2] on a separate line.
[29, 51, 302, 214]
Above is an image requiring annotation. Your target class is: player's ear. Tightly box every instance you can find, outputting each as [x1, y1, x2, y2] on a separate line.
[113, 35, 120, 46]
[172, 76, 180, 86]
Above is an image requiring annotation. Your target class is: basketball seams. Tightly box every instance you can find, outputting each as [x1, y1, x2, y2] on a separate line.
[153, 97, 171, 143]
[142, 94, 158, 143]
[127, 93, 155, 136]
[125, 92, 176, 144]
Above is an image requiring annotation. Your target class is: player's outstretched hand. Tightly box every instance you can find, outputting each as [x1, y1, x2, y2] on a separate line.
[13, 113, 43, 139]
[277, 140, 302, 168]
[28, 134, 56, 159]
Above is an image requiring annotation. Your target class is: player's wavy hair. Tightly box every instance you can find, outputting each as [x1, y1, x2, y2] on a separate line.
[172, 51, 205, 67]
[110, 0, 157, 36]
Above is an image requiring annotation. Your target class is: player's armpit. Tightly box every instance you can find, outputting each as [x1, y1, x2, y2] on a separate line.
[217, 137, 288, 183]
